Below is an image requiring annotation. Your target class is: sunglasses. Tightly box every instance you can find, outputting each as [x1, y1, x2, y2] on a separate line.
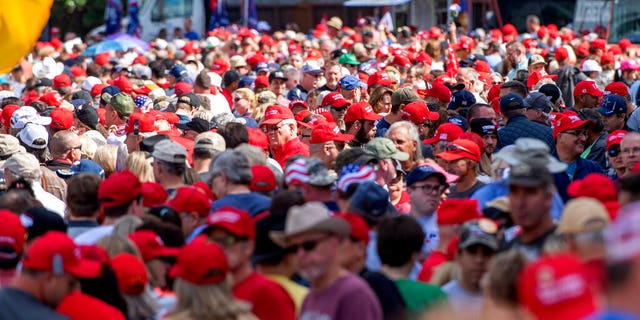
[445, 144, 475, 156]
[289, 235, 330, 253]
[332, 106, 348, 112]
[608, 147, 621, 157]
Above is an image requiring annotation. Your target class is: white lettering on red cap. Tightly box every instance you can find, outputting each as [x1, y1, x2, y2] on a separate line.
[332, 126, 340, 134]
[333, 94, 345, 101]
[0, 236, 15, 244]
[265, 109, 279, 116]
[209, 211, 241, 224]
[568, 115, 581, 122]
[365, 106, 373, 113]
[535, 273, 586, 305]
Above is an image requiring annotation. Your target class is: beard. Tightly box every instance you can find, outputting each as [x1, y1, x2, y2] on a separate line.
[356, 125, 373, 143]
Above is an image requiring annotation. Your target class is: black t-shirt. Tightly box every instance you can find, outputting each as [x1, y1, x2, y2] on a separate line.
[447, 180, 486, 199]
[504, 226, 557, 260]
[0, 287, 69, 320]
[360, 268, 407, 320]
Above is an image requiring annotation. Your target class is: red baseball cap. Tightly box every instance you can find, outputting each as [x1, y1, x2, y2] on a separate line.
[402, 101, 439, 124]
[40, 92, 62, 107]
[322, 92, 350, 108]
[423, 123, 464, 145]
[207, 206, 255, 239]
[619, 38, 632, 51]
[125, 112, 156, 135]
[344, 102, 382, 123]
[367, 71, 393, 87]
[53, 74, 71, 88]
[211, 58, 230, 75]
[591, 38, 606, 51]
[169, 235, 228, 285]
[247, 127, 269, 151]
[57, 291, 126, 320]
[98, 169, 142, 208]
[21, 231, 102, 278]
[601, 52, 615, 66]
[107, 75, 133, 94]
[289, 99, 309, 112]
[391, 55, 411, 69]
[567, 173, 617, 203]
[553, 114, 594, 139]
[128, 230, 179, 262]
[91, 84, 107, 97]
[555, 46, 569, 62]
[111, 253, 148, 295]
[454, 36, 475, 51]
[437, 198, 482, 225]
[1, 104, 20, 127]
[141, 182, 168, 208]
[133, 55, 147, 65]
[167, 186, 211, 217]
[573, 80, 604, 97]
[249, 165, 277, 193]
[310, 121, 354, 144]
[70, 66, 87, 78]
[606, 130, 627, 150]
[424, 83, 453, 103]
[174, 82, 193, 96]
[49, 108, 74, 130]
[518, 254, 596, 320]
[473, 60, 491, 74]
[255, 75, 269, 89]
[260, 105, 295, 126]
[436, 138, 482, 163]
[412, 52, 433, 65]
[0, 209, 26, 259]
[334, 212, 370, 244]
[295, 110, 321, 129]
[527, 70, 558, 89]
[95, 52, 111, 66]
[605, 82, 629, 96]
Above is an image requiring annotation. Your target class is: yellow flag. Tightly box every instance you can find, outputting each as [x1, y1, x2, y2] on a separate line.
[0, 0, 54, 73]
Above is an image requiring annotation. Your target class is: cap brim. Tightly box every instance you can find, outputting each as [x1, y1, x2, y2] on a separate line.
[297, 121, 313, 129]
[175, 123, 190, 130]
[427, 112, 440, 121]
[391, 151, 410, 162]
[459, 236, 499, 251]
[596, 106, 613, 116]
[66, 259, 102, 278]
[422, 137, 439, 145]
[437, 151, 467, 162]
[364, 113, 383, 121]
[333, 133, 355, 142]
[269, 218, 351, 248]
[507, 176, 547, 187]
[259, 118, 283, 126]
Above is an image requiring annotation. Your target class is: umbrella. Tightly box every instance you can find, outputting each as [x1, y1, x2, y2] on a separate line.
[106, 33, 151, 51]
[84, 39, 145, 56]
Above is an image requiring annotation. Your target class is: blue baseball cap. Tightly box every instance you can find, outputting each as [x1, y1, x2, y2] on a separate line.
[500, 93, 525, 113]
[100, 85, 121, 106]
[238, 76, 255, 89]
[448, 115, 468, 131]
[256, 62, 269, 73]
[339, 75, 363, 90]
[57, 159, 105, 179]
[406, 164, 446, 187]
[349, 181, 397, 221]
[301, 61, 323, 74]
[168, 65, 188, 79]
[597, 94, 627, 116]
[448, 90, 476, 110]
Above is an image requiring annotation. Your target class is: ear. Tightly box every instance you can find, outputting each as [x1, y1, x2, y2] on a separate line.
[323, 143, 332, 156]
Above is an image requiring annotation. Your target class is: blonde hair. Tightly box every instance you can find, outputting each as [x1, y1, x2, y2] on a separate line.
[79, 135, 98, 159]
[124, 151, 155, 182]
[165, 278, 257, 320]
[93, 144, 118, 177]
[112, 215, 144, 237]
[234, 88, 257, 114]
[98, 234, 142, 259]
[123, 292, 159, 320]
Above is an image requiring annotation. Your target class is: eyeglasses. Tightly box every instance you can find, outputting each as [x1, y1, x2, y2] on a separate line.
[64, 145, 82, 152]
[445, 144, 476, 157]
[436, 141, 452, 150]
[299, 134, 311, 138]
[262, 124, 284, 133]
[332, 106, 348, 112]
[289, 235, 331, 253]
[562, 130, 588, 137]
[410, 183, 444, 194]
[608, 147, 621, 157]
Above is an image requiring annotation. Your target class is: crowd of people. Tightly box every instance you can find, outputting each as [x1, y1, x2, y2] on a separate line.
[0, 12, 639, 320]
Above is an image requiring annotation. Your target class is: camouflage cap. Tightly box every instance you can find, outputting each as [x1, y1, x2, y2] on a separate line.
[366, 137, 409, 161]
[109, 93, 135, 116]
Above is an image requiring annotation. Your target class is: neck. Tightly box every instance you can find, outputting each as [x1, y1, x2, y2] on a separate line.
[458, 275, 481, 293]
[68, 216, 98, 222]
[455, 174, 477, 192]
[227, 184, 251, 195]
[401, 159, 414, 173]
[384, 112, 402, 123]
[159, 176, 184, 190]
[557, 147, 577, 163]
[10, 275, 43, 305]
[256, 262, 295, 278]
[304, 188, 333, 202]
[101, 216, 120, 226]
[411, 208, 434, 219]
[380, 263, 412, 280]
[310, 264, 347, 291]
[193, 159, 211, 174]
[231, 262, 254, 286]
[521, 218, 554, 243]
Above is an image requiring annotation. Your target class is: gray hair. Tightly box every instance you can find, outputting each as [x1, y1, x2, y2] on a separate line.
[209, 150, 252, 185]
[385, 121, 423, 160]
[234, 143, 266, 166]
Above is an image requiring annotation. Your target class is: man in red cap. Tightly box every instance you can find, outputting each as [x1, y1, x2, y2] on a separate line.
[605, 130, 627, 179]
[75, 169, 143, 244]
[0, 210, 26, 287]
[167, 186, 212, 243]
[421, 82, 452, 111]
[344, 102, 382, 149]
[423, 123, 464, 162]
[553, 114, 604, 202]
[260, 104, 309, 168]
[0, 231, 101, 319]
[401, 100, 440, 141]
[323, 92, 351, 130]
[309, 121, 353, 170]
[573, 80, 604, 111]
[437, 139, 485, 198]
[207, 206, 296, 320]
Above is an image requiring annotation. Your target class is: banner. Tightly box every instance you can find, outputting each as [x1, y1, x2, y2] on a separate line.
[105, 0, 123, 36]
[209, 0, 230, 30]
[241, 0, 258, 28]
[127, 0, 140, 37]
[446, 41, 458, 78]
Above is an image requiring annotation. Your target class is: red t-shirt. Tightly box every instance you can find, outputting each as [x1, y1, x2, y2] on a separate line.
[273, 137, 310, 169]
[394, 191, 411, 214]
[417, 251, 447, 283]
[222, 88, 233, 109]
[233, 271, 296, 320]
